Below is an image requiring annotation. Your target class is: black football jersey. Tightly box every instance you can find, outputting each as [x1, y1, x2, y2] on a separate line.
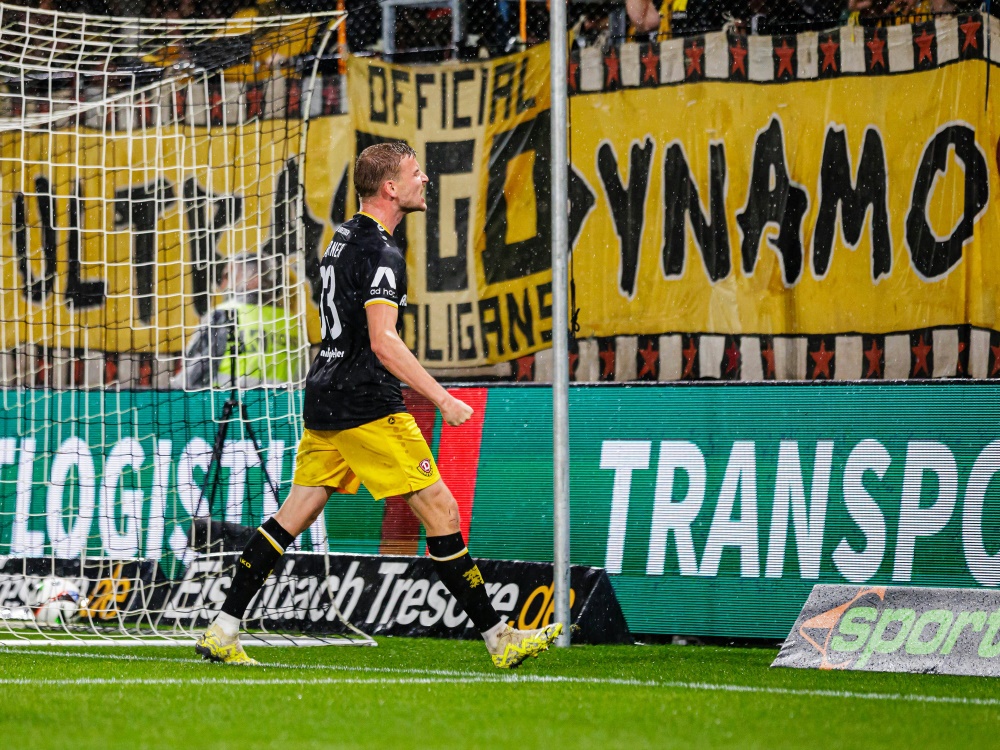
[303, 213, 408, 430]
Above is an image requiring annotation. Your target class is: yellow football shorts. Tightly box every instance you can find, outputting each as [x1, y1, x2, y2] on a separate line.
[291, 412, 440, 500]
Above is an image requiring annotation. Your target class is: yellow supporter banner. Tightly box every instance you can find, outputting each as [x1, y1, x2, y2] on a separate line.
[570, 59, 998, 337]
[0, 117, 351, 353]
[6, 40, 996, 362]
[348, 45, 554, 367]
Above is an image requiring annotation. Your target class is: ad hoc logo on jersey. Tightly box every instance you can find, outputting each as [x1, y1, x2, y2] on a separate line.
[372, 267, 396, 289]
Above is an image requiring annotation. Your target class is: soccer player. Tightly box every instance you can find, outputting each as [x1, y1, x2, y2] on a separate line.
[196, 142, 562, 668]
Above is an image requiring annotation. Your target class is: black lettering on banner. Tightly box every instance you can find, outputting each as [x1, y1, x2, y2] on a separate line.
[813, 127, 891, 280]
[536, 281, 553, 343]
[369, 66, 388, 123]
[13, 193, 32, 300]
[15, 176, 57, 303]
[490, 62, 516, 123]
[264, 158, 324, 305]
[401, 304, 419, 354]
[506, 289, 534, 352]
[452, 69, 475, 129]
[662, 142, 730, 282]
[423, 304, 442, 361]
[478, 67, 488, 126]
[415, 73, 434, 129]
[391, 69, 409, 126]
[737, 117, 809, 285]
[456, 301, 477, 360]
[356, 132, 409, 256]
[568, 164, 597, 251]
[597, 138, 654, 298]
[478, 296, 504, 358]
[447, 302, 453, 360]
[425, 140, 474, 292]
[330, 165, 349, 227]
[905, 123, 989, 280]
[516, 57, 536, 113]
[35, 177, 57, 303]
[113, 179, 176, 324]
[183, 178, 242, 316]
[440, 74, 447, 130]
[65, 180, 105, 309]
[483, 110, 551, 284]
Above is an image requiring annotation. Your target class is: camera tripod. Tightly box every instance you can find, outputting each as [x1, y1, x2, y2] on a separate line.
[192, 312, 280, 553]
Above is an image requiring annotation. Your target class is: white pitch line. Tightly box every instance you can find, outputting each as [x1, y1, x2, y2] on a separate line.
[0, 647, 479, 678]
[0, 674, 999, 707]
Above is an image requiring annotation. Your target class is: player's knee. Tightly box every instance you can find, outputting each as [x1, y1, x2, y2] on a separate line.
[410, 481, 461, 533]
[425, 481, 458, 510]
[275, 485, 330, 536]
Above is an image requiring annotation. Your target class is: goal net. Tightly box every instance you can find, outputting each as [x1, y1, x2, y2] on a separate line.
[0, 4, 372, 646]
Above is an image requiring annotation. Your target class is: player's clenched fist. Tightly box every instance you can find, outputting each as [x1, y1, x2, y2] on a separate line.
[439, 395, 473, 426]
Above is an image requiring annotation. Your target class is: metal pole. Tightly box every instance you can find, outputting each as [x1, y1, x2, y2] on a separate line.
[549, 0, 571, 648]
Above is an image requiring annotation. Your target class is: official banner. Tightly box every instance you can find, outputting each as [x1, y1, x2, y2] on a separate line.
[568, 22, 1000, 338]
[347, 46, 560, 367]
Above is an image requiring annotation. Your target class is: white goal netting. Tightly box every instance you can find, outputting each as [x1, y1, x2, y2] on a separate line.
[0, 4, 372, 646]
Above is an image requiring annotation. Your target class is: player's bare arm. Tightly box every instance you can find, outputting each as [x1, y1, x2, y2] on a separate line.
[366, 302, 472, 426]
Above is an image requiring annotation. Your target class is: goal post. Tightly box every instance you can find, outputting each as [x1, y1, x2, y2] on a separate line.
[0, 4, 373, 646]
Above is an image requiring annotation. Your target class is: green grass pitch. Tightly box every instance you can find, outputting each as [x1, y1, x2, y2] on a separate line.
[1, 638, 998, 749]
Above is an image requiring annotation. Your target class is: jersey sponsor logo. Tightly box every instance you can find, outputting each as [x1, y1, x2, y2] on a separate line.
[335, 225, 351, 238]
[399, 294, 407, 307]
[319, 348, 345, 360]
[368, 287, 398, 300]
[418, 458, 433, 477]
[372, 266, 396, 290]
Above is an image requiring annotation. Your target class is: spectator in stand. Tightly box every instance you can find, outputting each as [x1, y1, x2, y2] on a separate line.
[171, 251, 304, 390]
[167, 0, 195, 17]
[464, 1, 518, 57]
[626, 0, 665, 32]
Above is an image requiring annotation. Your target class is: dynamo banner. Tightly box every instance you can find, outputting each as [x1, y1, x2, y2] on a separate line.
[570, 50, 999, 338]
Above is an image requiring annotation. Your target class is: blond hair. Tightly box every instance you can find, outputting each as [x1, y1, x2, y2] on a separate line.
[354, 142, 417, 200]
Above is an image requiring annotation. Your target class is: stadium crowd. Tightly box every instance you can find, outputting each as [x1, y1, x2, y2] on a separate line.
[19, 0, 985, 52]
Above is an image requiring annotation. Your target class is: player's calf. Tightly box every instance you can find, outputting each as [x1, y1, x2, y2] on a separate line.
[426, 531, 561, 668]
[196, 516, 295, 663]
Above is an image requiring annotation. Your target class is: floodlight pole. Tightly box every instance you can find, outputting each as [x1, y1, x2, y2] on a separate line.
[550, 0, 571, 649]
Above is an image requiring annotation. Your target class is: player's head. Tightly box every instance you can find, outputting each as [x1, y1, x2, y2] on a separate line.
[355, 142, 427, 214]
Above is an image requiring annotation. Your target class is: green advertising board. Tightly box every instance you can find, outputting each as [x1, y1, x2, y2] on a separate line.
[2, 383, 999, 638]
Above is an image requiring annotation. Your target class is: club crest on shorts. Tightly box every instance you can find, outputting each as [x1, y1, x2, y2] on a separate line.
[418, 459, 432, 476]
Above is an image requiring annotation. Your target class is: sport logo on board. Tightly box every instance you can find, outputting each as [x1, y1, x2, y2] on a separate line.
[773, 584, 1000, 676]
